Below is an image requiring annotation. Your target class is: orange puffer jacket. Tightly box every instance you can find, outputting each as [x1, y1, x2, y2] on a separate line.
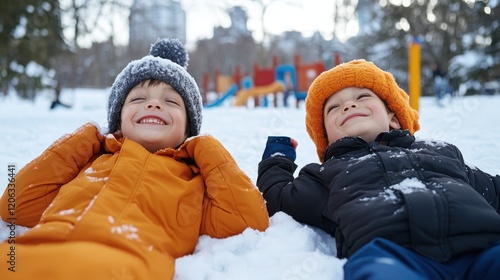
[0, 123, 269, 279]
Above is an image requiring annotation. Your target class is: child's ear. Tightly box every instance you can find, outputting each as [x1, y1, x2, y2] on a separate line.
[389, 113, 402, 130]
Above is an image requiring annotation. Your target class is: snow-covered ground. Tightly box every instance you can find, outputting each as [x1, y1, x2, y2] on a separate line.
[0, 89, 499, 279]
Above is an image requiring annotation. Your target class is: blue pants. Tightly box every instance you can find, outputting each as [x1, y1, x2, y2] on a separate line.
[344, 238, 500, 280]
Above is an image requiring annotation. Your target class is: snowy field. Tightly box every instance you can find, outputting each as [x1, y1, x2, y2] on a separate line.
[0, 88, 499, 279]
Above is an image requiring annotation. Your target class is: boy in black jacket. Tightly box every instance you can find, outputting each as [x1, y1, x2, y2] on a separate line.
[257, 59, 500, 279]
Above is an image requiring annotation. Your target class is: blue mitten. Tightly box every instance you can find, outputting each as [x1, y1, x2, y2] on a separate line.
[262, 136, 296, 161]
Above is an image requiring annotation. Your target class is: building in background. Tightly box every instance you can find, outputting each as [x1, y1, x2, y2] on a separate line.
[128, 0, 186, 57]
[213, 6, 251, 39]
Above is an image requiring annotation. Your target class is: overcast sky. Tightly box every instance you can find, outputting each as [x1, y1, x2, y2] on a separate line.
[62, 0, 359, 49]
[181, 0, 358, 44]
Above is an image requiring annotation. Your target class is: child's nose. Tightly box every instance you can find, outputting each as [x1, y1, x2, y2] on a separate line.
[146, 99, 162, 110]
[342, 101, 357, 112]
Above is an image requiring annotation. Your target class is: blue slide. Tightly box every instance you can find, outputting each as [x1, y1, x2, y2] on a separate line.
[204, 83, 238, 108]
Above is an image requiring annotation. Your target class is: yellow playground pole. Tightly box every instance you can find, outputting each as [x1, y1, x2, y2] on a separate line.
[408, 36, 421, 111]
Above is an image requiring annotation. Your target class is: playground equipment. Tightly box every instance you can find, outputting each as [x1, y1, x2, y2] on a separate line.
[203, 66, 245, 107]
[202, 52, 342, 108]
[408, 35, 421, 111]
[204, 83, 238, 108]
[291, 54, 326, 108]
[234, 81, 285, 106]
[234, 56, 283, 107]
[237, 56, 280, 107]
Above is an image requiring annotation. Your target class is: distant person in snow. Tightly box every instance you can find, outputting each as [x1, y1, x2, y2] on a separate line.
[257, 60, 500, 279]
[49, 82, 72, 110]
[0, 38, 268, 279]
[430, 61, 453, 106]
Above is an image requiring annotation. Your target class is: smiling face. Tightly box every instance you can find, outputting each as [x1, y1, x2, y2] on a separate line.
[323, 87, 401, 145]
[120, 80, 188, 153]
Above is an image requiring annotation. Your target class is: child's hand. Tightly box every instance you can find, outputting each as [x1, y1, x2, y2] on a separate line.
[111, 130, 123, 139]
[72, 122, 105, 143]
[262, 136, 297, 161]
[183, 134, 233, 175]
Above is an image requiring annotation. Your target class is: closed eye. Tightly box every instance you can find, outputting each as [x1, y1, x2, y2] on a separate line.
[357, 93, 371, 100]
[165, 98, 181, 106]
[325, 104, 339, 114]
[128, 97, 145, 102]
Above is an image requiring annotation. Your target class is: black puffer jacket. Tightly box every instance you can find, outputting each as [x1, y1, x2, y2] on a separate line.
[257, 130, 500, 261]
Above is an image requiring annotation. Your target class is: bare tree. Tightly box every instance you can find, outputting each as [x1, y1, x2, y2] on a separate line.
[57, 0, 131, 88]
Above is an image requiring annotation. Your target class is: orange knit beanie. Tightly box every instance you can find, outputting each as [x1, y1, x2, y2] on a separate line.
[305, 59, 420, 162]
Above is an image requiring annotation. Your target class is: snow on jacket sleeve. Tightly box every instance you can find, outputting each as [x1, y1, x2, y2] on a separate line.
[465, 165, 500, 213]
[0, 122, 104, 227]
[257, 156, 333, 233]
[184, 135, 269, 238]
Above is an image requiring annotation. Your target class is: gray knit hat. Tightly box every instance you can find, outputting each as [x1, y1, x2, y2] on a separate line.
[107, 38, 202, 137]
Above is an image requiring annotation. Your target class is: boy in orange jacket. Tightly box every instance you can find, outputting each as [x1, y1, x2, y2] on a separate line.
[0, 38, 269, 279]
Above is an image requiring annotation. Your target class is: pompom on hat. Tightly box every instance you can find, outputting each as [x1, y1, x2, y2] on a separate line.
[305, 59, 420, 162]
[107, 38, 202, 137]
